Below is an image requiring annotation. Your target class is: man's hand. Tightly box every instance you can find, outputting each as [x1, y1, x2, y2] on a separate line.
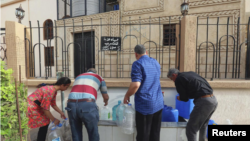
[177, 96, 181, 101]
[123, 95, 130, 104]
[102, 94, 109, 106]
[123, 82, 140, 104]
[104, 99, 108, 106]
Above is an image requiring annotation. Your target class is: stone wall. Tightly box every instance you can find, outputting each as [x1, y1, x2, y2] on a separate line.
[5, 0, 246, 79]
[53, 0, 246, 78]
[5, 21, 28, 81]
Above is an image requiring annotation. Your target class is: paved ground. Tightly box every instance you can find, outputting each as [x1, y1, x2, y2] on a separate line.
[0, 128, 207, 141]
[28, 128, 208, 141]
[28, 128, 39, 141]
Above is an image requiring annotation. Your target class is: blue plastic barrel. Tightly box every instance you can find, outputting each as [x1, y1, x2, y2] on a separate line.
[175, 94, 194, 119]
[162, 105, 179, 122]
[207, 120, 216, 138]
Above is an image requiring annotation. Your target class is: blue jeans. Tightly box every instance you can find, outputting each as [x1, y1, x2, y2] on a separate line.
[66, 101, 100, 141]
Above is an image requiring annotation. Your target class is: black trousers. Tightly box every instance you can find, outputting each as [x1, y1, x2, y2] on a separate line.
[186, 96, 218, 141]
[37, 124, 49, 141]
[136, 109, 163, 141]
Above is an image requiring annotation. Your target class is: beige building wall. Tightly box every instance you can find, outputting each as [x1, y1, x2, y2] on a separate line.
[1, 0, 57, 28]
[123, 0, 247, 79]
[2, 0, 248, 79]
[54, 0, 247, 79]
[1, 0, 58, 78]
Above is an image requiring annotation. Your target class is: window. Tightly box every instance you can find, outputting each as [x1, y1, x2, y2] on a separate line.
[44, 47, 54, 66]
[163, 24, 176, 46]
[62, 15, 71, 19]
[43, 19, 53, 40]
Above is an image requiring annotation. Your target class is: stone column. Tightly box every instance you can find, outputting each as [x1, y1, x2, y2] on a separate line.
[5, 21, 30, 81]
[179, 15, 197, 72]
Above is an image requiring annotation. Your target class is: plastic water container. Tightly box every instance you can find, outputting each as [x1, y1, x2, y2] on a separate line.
[116, 103, 126, 126]
[47, 122, 63, 141]
[112, 100, 122, 121]
[48, 125, 64, 141]
[162, 105, 179, 122]
[100, 106, 111, 120]
[48, 122, 63, 132]
[122, 104, 135, 134]
[207, 120, 217, 138]
[62, 118, 72, 141]
[175, 94, 194, 119]
[60, 119, 66, 133]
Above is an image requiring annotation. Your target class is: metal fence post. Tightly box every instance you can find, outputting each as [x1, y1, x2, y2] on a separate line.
[57, 71, 65, 113]
[15, 78, 22, 141]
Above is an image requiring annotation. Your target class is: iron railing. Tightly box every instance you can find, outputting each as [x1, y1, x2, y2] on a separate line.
[196, 16, 249, 80]
[25, 16, 181, 79]
[0, 28, 7, 62]
[0, 46, 7, 61]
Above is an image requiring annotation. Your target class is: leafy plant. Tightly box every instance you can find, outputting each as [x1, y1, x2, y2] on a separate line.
[0, 61, 29, 141]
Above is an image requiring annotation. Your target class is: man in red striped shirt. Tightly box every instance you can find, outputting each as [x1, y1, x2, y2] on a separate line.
[65, 68, 109, 141]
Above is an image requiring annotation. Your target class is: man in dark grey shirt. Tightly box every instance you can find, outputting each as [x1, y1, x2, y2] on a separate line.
[167, 68, 218, 141]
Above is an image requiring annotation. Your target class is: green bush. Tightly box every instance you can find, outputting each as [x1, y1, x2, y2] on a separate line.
[0, 61, 29, 141]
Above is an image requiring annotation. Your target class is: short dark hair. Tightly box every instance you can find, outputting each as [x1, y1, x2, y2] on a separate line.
[87, 68, 97, 73]
[134, 44, 146, 54]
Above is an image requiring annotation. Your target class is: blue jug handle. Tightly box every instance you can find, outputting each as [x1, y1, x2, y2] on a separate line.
[167, 106, 172, 110]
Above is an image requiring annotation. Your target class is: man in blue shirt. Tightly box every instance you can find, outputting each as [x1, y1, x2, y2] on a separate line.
[123, 44, 164, 141]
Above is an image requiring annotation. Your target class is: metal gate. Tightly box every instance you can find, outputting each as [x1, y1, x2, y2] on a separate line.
[0, 28, 7, 62]
[25, 16, 181, 79]
[196, 17, 249, 80]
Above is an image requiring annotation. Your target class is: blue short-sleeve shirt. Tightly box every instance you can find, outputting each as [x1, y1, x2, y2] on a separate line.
[131, 55, 164, 115]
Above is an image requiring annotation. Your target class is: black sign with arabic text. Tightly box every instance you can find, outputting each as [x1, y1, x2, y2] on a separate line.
[101, 36, 121, 51]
